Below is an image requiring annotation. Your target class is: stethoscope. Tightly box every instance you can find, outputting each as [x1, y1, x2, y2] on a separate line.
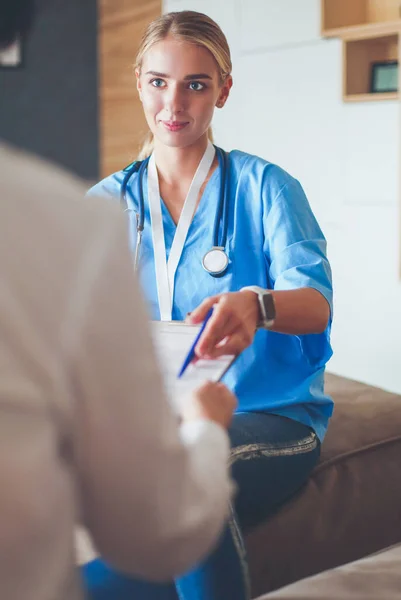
[120, 145, 230, 277]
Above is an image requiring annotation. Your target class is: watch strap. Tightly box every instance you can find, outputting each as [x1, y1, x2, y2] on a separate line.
[240, 286, 275, 329]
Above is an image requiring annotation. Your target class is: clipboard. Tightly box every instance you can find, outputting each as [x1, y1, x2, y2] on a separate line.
[150, 320, 236, 406]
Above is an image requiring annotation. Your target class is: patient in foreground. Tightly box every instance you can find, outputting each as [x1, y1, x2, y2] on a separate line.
[0, 2, 237, 599]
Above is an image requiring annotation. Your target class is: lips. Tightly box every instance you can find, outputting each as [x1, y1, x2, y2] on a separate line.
[161, 120, 189, 132]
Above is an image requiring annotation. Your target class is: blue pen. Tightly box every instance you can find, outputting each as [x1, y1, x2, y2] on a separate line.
[178, 307, 214, 378]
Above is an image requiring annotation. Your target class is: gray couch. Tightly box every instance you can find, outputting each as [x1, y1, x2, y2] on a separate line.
[246, 373, 401, 598]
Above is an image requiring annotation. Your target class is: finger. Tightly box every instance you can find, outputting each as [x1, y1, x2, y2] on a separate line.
[201, 380, 226, 393]
[186, 295, 220, 324]
[205, 332, 247, 358]
[195, 307, 236, 356]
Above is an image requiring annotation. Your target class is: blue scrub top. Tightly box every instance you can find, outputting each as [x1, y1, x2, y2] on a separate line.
[88, 150, 334, 441]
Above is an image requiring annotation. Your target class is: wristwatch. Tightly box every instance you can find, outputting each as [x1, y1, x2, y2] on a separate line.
[241, 286, 276, 329]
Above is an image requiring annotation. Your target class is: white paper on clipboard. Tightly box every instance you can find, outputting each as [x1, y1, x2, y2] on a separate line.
[150, 321, 235, 408]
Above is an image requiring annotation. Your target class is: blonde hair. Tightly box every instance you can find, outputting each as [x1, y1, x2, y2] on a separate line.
[135, 11, 232, 159]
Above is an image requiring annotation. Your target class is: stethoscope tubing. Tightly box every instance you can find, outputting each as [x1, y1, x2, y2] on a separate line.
[120, 145, 229, 274]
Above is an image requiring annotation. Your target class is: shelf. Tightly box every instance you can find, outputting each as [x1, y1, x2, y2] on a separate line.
[322, 0, 401, 35]
[343, 33, 399, 100]
[343, 91, 398, 102]
[322, 19, 401, 40]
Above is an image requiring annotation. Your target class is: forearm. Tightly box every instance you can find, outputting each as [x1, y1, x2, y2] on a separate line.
[269, 287, 330, 335]
[241, 287, 330, 335]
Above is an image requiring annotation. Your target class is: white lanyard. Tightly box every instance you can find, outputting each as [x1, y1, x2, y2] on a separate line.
[148, 141, 215, 321]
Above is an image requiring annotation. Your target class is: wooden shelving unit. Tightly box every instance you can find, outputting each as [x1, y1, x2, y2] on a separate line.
[321, 0, 401, 102]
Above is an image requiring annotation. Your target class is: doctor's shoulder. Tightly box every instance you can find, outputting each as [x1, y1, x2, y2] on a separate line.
[228, 149, 303, 207]
[86, 160, 140, 205]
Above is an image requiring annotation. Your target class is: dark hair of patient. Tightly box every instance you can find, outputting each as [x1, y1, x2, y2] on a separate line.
[0, 0, 35, 49]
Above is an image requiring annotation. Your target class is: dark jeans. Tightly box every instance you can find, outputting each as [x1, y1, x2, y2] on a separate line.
[82, 413, 321, 600]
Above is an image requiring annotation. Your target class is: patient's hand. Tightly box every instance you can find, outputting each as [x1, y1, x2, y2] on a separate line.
[181, 381, 237, 429]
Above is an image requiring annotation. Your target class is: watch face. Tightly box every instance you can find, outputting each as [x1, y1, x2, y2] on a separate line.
[262, 293, 276, 321]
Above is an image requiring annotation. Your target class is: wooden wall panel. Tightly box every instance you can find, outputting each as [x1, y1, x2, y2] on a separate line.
[99, 0, 161, 177]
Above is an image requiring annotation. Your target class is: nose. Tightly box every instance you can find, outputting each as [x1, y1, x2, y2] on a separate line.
[165, 84, 186, 114]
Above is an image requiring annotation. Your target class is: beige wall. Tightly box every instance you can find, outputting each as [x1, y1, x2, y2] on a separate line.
[98, 0, 161, 177]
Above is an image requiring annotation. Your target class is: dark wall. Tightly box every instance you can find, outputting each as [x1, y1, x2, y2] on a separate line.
[0, 0, 98, 180]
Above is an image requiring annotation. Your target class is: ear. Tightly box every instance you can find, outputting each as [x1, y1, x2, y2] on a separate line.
[135, 68, 143, 101]
[216, 75, 233, 109]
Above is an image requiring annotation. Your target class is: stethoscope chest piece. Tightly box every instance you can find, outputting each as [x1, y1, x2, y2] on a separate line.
[202, 246, 229, 276]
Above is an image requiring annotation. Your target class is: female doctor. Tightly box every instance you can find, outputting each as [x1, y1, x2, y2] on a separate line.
[84, 10, 333, 600]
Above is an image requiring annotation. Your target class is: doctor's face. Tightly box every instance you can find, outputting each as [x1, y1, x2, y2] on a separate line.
[136, 37, 232, 149]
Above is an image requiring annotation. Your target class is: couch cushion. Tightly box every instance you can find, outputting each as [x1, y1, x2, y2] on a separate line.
[246, 372, 401, 598]
[260, 543, 401, 599]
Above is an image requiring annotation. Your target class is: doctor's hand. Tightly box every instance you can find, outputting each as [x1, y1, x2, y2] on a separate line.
[181, 381, 237, 429]
[187, 291, 259, 359]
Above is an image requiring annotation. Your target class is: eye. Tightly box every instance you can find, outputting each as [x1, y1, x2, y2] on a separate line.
[150, 78, 166, 88]
[188, 81, 205, 92]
